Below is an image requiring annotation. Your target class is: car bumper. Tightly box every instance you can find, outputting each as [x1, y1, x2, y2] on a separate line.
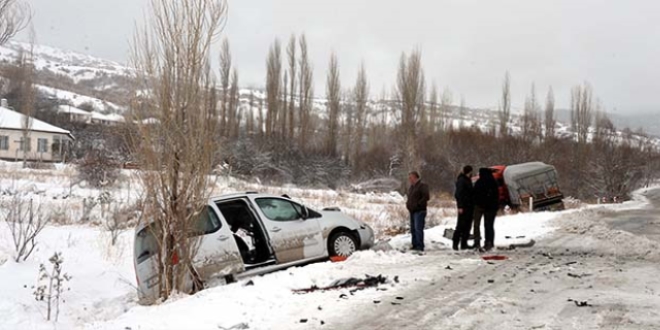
[357, 225, 375, 249]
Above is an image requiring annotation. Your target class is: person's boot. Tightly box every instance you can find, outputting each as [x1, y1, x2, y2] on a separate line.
[452, 232, 460, 251]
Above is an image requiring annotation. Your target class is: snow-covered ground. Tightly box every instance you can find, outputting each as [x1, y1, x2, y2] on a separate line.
[0, 162, 656, 329]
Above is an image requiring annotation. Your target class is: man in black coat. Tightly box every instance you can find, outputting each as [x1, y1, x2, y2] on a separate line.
[406, 171, 430, 252]
[453, 165, 474, 250]
[473, 167, 500, 251]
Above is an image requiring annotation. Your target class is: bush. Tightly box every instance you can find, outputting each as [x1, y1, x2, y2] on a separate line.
[3, 197, 48, 262]
[76, 150, 120, 188]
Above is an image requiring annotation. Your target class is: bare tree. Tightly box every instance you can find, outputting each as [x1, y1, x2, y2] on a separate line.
[440, 87, 452, 132]
[246, 90, 255, 134]
[569, 82, 594, 198]
[522, 83, 540, 141]
[427, 83, 438, 134]
[544, 86, 555, 140]
[228, 69, 239, 139]
[266, 40, 282, 138]
[0, 0, 29, 45]
[458, 96, 466, 129]
[352, 63, 369, 164]
[298, 34, 314, 149]
[396, 49, 425, 172]
[342, 91, 354, 165]
[13, 46, 36, 168]
[571, 83, 593, 145]
[257, 96, 264, 138]
[498, 71, 511, 136]
[130, 0, 227, 301]
[219, 38, 231, 136]
[325, 52, 341, 156]
[286, 35, 297, 140]
[280, 72, 288, 135]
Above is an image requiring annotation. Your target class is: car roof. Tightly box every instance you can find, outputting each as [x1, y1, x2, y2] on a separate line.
[210, 192, 291, 202]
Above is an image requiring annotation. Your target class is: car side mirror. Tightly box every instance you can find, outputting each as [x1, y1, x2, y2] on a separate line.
[301, 205, 309, 220]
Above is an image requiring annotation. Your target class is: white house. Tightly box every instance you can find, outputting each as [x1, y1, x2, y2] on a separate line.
[56, 105, 93, 123]
[56, 105, 126, 126]
[0, 103, 74, 162]
[90, 111, 125, 125]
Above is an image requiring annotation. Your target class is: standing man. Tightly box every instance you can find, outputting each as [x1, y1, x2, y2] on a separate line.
[406, 171, 430, 252]
[473, 167, 500, 251]
[453, 165, 474, 250]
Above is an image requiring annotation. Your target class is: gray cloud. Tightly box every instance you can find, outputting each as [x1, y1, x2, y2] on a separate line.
[20, 0, 660, 113]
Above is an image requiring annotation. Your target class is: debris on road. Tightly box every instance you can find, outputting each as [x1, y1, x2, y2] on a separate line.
[217, 323, 249, 330]
[567, 273, 592, 279]
[567, 298, 593, 307]
[293, 274, 389, 294]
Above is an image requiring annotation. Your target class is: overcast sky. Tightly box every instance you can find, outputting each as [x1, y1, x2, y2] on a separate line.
[20, 0, 660, 113]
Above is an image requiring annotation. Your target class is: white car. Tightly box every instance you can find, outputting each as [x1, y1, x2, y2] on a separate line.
[134, 192, 375, 303]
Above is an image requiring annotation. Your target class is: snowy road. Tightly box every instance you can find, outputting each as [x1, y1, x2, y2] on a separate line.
[327, 189, 660, 330]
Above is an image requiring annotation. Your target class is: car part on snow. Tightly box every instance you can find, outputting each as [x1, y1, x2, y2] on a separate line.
[482, 255, 508, 261]
[497, 239, 536, 250]
[330, 255, 348, 262]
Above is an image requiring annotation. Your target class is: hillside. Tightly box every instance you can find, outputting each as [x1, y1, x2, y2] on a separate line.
[0, 41, 657, 146]
[0, 41, 132, 113]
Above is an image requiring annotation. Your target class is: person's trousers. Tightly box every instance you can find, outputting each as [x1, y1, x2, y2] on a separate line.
[483, 209, 497, 248]
[410, 210, 426, 251]
[472, 205, 485, 248]
[453, 206, 473, 249]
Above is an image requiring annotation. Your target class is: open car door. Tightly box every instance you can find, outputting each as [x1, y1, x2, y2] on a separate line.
[190, 203, 245, 283]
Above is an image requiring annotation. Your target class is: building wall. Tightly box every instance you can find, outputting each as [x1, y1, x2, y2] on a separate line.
[0, 129, 69, 162]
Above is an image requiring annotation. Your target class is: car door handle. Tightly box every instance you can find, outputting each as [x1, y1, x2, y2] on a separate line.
[271, 227, 282, 233]
[218, 235, 230, 241]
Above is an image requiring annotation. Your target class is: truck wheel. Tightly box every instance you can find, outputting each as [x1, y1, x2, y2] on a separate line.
[329, 232, 358, 257]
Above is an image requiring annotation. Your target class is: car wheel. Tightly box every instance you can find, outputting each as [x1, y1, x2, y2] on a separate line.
[329, 231, 358, 257]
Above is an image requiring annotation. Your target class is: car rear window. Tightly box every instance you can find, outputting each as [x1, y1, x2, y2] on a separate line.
[135, 223, 160, 264]
[135, 206, 221, 264]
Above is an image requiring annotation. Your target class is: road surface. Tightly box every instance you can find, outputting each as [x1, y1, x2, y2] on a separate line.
[324, 188, 660, 329]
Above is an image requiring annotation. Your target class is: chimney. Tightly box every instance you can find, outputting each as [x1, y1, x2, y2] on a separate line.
[1, 99, 7, 108]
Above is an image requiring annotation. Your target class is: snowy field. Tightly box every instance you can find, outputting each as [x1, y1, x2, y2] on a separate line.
[0, 161, 653, 329]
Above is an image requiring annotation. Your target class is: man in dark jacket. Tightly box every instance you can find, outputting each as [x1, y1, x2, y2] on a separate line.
[473, 168, 499, 251]
[453, 165, 474, 250]
[406, 171, 430, 252]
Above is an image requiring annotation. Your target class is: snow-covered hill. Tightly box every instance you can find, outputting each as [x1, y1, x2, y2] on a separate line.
[0, 41, 132, 113]
[0, 41, 657, 147]
[0, 41, 132, 84]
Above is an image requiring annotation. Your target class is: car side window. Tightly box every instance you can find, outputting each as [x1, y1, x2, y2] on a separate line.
[191, 206, 222, 235]
[255, 198, 301, 221]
